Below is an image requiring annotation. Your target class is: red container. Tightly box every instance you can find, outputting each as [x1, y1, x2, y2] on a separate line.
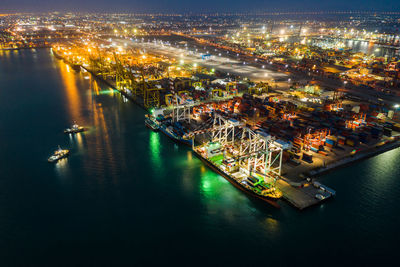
[325, 142, 334, 148]
[318, 151, 328, 156]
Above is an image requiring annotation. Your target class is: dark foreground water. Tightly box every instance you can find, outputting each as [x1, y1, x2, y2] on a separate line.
[0, 49, 399, 266]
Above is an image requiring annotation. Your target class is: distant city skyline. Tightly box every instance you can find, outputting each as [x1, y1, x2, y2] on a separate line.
[1, 0, 400, 13]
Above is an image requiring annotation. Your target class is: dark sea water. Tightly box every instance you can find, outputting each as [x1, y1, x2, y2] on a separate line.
[0, 49, 399, 266]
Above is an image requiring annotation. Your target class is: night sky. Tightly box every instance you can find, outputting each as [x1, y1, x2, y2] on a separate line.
[1, 0, 399, 13]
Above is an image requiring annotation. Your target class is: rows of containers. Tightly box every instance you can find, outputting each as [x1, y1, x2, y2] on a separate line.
[231, 94, 400, 164]
[187, 92, 400, 167]
[324, 120, 398, 148]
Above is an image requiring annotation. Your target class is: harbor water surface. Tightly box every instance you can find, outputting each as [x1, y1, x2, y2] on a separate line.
[0, 49, 399, 266]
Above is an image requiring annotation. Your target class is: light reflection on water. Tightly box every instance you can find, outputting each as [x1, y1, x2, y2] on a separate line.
[187, 150, 192, 162]
[54, 157, 69, 178]
[68, 132, 85, 152]
[264, 217, 279, 234]
[56, 60, 123, 183]
[199, 166, 247, 214]
[58, 60, 82, 123]
[87, 88, 119, 182]
[149, 131, 161, 169]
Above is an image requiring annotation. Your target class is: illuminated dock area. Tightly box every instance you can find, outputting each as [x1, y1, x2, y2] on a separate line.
[2, 23, 390, 210]
[51, 40, 400, 210]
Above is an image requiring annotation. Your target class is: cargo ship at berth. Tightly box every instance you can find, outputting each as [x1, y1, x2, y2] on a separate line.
[193, 143, 282, 208]
[159, 123, 193, 146]
[145, 114, 160, 131]
[145, 112, 193, 146]
[69, 64, 81, 72]
[52, 49, 62, 60]
[51, 49, 80, 71]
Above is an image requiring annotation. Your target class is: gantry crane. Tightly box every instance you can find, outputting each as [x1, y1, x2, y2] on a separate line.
[114, 52, 163, 108]
[239, 128, 283, 176]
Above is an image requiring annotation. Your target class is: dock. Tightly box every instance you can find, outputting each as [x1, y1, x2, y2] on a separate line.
[51, 42, 400, 211]
[276, 179, 318, 209]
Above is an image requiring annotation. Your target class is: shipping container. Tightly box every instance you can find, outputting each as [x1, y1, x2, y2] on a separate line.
[318, 151, 328, 156]
[325, 142, 334, 148]
[346, 139, 355, 146]
[302, 153, 313, 163]
[383, 127, 392, 137]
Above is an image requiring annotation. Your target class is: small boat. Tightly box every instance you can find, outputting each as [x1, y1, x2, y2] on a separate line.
[48, 146, 70, 163]
[64, 123, 85, 134]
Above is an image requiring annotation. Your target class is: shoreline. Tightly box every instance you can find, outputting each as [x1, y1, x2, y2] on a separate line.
[0, 46, 51, 51]
[52, 48, 149, 111]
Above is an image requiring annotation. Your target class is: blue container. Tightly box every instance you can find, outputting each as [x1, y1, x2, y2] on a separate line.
[325, 139, 335, 145]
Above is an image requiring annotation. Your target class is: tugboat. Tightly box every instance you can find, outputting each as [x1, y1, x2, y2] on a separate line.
[64, 122, 85, 134]
[48, 146, 70, 163]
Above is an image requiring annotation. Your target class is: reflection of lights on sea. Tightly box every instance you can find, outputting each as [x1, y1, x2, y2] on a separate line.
[200, 165, 206, 173]
[149, 131, 161, 169]
[264, 217, 279, 234]
[59, 61, 81, 121]
[55, 158, 69, 177]
[75, 132, 84, 150]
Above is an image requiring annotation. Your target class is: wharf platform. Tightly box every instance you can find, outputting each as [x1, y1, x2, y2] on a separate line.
[276, 136, 400, 210]
[276, 176, 334, 210]
[281, 134, 400, 183]
[309, 137, 400, 177]
[276, 180, 319, 210]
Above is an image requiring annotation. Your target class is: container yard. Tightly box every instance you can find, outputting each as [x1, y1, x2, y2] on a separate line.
[145, 85, 400, 209]
[47, 37, 400, 210]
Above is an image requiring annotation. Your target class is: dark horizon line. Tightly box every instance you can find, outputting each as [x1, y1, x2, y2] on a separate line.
[3, 10, 400, 16]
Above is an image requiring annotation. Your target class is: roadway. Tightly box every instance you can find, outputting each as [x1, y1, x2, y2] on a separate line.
[126, 39, 289, 82]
